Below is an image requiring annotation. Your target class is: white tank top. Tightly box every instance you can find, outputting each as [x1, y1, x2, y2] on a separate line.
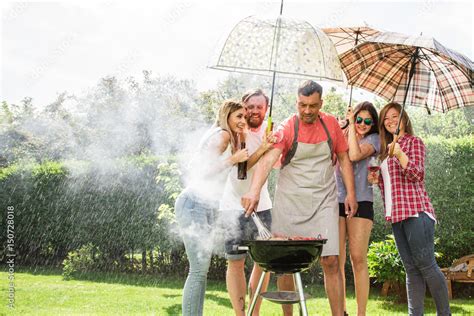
[219, 122, 272, 212]
[186, 127, 232, 203]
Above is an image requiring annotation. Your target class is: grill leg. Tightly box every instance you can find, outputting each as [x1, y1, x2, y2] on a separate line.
[294, 272, 308, 316]
[247, 271, 267, 316]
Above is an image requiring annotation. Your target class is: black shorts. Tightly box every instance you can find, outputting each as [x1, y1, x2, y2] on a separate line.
[339, 201, 374, 221]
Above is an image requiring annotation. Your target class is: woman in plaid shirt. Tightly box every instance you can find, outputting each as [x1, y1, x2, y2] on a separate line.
[368, 102, 451, 315]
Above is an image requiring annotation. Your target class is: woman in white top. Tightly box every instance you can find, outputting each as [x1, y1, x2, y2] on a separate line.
[174, 100, 249, 316]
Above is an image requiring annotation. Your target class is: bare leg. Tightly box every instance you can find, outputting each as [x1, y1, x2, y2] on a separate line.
[321, 255, 344, 316]
[347, 217, 373, 316]
[338, 217, 347, 313]
[226, 258, 247, 316]
[277, 274, 295, 316]
[248, 263, 270, 316]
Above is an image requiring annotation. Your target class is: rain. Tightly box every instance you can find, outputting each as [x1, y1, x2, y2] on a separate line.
[0, 1, 473, 315]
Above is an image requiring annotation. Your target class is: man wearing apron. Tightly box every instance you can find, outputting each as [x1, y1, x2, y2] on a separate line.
[241, 80, 357, 316]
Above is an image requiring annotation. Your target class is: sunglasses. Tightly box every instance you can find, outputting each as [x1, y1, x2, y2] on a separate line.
[356, 117, 373, 126]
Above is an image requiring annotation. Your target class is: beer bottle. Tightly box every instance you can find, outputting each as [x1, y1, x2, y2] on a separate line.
[237, 141, 247, 180]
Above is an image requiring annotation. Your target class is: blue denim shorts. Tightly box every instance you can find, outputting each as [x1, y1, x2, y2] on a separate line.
[175, 190, 217, 243]
[222, 209, 272, 261]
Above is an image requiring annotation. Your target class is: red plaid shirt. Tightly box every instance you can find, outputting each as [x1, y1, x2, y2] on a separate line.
[379, 134, 436, 223]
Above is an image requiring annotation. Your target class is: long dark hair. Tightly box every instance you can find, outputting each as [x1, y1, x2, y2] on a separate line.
[353, 101, 379, 136]
[378, 102, 414, 161]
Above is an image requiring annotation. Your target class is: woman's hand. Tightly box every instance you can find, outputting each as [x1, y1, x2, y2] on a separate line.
[346, 106, 355, 125]
[231, 148, 249, 164]
[367, 170, 379, 184]
[388, 141, 409, 169]
[388, 141, 403, 159]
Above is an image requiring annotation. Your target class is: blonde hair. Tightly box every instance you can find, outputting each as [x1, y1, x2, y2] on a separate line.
[214, 99, 243, 151]
[378, 102, 414, 161]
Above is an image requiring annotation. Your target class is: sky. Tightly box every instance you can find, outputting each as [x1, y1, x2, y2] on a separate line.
[1, 0, 473, 106]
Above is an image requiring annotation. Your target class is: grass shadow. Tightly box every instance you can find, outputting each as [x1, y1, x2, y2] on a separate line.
[205, 293, 233, 308]
[165, 303, 181, 315]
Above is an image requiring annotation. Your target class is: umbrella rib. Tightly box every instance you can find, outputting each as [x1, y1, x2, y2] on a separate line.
[429, 51, 472, 79]
[268, 16, 283, 72]
[329, 34, 351, 47]
[391, 50, 416, 103]
[206, 65, 343, 82]
[341, 28, 357, 44]
[307, 23, 328, 80]
[419, 49, 447, 112]
[420, 48, 466, 113]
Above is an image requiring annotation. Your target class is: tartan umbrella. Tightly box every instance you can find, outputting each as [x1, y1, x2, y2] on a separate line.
[323, 26, 381, 128]
[209, 12, 343, 132]
[339, 31, 473, 154]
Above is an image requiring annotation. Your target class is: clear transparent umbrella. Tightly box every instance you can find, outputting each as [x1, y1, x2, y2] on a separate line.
[209, 14, 343, 131]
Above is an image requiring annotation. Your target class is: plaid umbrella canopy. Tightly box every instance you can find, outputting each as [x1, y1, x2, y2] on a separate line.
[339, 32, 473, 114]
[323, 26, 381, 129]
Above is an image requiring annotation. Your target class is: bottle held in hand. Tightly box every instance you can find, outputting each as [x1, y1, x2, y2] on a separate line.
[237, 141, 247, 180]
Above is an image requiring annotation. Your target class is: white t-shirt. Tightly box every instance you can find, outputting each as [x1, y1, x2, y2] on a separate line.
[219, 122, 272, 212]
[380, 158, 435, 222]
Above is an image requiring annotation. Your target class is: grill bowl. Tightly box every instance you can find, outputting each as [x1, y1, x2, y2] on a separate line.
[242, 239, 326, 273]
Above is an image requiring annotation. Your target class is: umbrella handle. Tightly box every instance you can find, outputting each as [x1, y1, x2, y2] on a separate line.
[389, 134, 399, 158]
[266, 116, 273, 135]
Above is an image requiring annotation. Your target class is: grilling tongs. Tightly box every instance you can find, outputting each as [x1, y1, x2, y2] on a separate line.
[250, 212, 272, 239]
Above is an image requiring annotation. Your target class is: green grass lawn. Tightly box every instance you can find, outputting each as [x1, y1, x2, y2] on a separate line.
[1, 269, 472, 315]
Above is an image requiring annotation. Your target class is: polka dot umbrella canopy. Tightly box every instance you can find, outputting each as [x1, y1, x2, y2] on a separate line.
[209, 15, 343, 130]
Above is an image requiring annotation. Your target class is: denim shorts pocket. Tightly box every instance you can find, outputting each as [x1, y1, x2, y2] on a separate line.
[183, 196, 195, 210]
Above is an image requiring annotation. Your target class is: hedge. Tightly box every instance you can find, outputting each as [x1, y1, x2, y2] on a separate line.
[0, 136, 472, 275]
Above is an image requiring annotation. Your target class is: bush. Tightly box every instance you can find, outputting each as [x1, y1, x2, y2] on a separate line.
[62, 243, 103, 280]
[367, 235, 405, 284]
[423, 137, 474, 267]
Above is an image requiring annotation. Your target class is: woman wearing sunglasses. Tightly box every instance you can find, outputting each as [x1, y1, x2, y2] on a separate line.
[335, 101, 380, 316]
[368, 102, 450, 315]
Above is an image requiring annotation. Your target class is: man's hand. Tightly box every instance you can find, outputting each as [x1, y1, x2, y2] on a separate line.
[241, 190, 260, 217]
[344, 194, 358, 219]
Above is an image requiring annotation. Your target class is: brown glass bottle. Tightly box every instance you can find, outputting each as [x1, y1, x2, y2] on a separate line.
[237, 141, 247, 180]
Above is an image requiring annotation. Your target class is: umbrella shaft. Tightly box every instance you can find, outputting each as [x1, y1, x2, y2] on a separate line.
[269, 71, 277, 118]
[396, 48, 419, 135]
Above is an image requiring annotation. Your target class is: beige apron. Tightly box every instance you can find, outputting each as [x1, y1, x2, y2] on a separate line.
[272, 120, 339, 257]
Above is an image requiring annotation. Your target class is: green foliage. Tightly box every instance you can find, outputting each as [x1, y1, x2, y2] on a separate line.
[156, 162, 182, 206]
[0, 163, 19, 180]
[0, 157, 164, 266]
[62, 243, 102, 280]
[423, 136, 474, 266]
[321, 88, 347, 117]
[367, 235, 405, 284]
[408, 107, 473, 138]
[32, 160, 66, 177]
